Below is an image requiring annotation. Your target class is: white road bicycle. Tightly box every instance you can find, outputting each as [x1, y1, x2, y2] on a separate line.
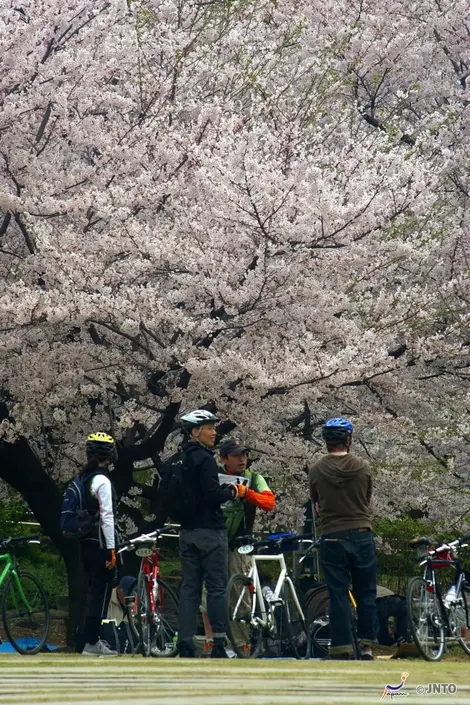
[226, 533, 313, 659]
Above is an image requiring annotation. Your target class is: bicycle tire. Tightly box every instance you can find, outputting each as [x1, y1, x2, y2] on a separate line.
[309, 616, 330, 657]
[281, 581, 309, 659]
[2, 571, 50, 655]
[149, 579, 179, 657]
[407, 576, 445, 661]
[349, 606, 361, 659]
[125, 579, 139, 640]
[448, 588, 470, 657]
[226, 573, 263, 658]
[134, 574, 178, 657]
[307, 610, 360, 659]
[135, 571, 152, 656]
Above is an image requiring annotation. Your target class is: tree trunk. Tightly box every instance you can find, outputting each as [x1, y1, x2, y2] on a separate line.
[0, 434, 84, 647]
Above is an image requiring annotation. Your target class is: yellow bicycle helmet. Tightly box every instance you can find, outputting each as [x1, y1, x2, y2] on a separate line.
[86, 432, 115, 458]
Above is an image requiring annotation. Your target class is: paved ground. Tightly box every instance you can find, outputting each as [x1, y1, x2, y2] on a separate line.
[0, 655, 469, 705]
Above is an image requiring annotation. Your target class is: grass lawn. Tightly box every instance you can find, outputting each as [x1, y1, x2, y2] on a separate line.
[0, 655, 468, 704]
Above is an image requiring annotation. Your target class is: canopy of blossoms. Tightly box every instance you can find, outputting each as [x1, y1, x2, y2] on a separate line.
[0, 0, 469, 532]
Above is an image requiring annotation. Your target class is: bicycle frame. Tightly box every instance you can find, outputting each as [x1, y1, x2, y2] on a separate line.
[420, 548, 470, 635]
[240, 550, 305, 630]
[134, 544, 162, 618]
[0, 553, 33, 612]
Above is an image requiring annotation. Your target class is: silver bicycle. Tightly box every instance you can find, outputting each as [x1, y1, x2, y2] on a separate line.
[407, 533, 470, 661]
[225, 533, 313, 659]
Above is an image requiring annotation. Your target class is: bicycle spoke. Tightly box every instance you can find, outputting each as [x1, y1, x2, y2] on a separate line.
[2, 572, 49, 655]
[309, 617, 330, 657]
[150, 580, 179, 657]
[281, 583, 308, 659]
[135, 572, 152, 656]
[226, 573, 263, 658]
[448, 589, 470, 657]
[407, 576, 445, 661]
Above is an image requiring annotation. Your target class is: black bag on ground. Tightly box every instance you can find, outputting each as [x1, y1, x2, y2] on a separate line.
[376, 594, 409, 646]
[100, 620, 136, 654]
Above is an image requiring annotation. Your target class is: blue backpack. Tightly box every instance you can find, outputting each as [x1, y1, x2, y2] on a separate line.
[60, 471, 100, 539]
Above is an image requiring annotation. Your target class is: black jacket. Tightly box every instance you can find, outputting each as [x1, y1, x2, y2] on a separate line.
[180, 441, 233, 530]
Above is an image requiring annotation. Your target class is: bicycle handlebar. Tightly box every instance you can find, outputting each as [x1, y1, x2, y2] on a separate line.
[117, 525, 179, 552]
[423, 534, 470, 558]
[0, 534, 42, 548]
[234, 532, 315, 552]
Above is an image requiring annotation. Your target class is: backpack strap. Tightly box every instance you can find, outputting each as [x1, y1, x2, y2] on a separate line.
[81, 470, 106, 515]
[243, 470, 259, 536]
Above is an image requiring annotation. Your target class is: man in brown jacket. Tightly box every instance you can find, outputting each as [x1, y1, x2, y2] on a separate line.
[309, 417, 377, 660]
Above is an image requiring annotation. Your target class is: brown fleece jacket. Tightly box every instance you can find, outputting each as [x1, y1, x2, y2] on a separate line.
[309, 453, 374, 535]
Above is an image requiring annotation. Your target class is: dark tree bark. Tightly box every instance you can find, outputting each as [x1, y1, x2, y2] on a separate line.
[0, 384, 189, 646]
[0, 434, 86, 646]
[0, 367, 195, 646]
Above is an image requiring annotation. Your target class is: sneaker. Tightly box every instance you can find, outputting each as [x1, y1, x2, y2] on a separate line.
[322, 653, 353, 661]
[211, 642, 229, 658]
[82, 640, 118, 657]
[360, 646, 374, 661]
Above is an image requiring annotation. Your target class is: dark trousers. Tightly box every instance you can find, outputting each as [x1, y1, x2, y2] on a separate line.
[80, 541, 114, 645]
[178, 528, 228, 643]
[319, 528, 377, 653]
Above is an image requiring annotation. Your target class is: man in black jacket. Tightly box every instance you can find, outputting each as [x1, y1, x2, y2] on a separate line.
[177, 410, 247, 658]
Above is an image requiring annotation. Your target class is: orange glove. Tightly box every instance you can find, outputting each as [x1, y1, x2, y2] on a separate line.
[236, 483, 248, 500]
[106, 548, 117, 570]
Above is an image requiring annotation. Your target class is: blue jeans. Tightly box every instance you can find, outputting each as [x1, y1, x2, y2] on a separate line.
[319, 528, 377, 653]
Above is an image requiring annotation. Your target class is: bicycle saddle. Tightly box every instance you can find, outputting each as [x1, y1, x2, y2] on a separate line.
[408, 536, 431, 548]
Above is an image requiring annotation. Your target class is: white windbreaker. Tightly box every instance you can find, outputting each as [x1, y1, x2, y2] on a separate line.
[90, 474, 115, 549]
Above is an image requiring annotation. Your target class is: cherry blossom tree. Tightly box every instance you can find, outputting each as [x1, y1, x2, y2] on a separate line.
[0, 0, 469, 636]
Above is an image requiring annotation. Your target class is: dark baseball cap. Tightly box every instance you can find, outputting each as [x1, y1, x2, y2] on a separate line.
[219, 438, 248, 457]
[119, 575, 135, 597]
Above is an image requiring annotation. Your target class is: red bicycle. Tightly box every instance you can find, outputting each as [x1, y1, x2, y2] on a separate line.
[118, 526, 179, 657]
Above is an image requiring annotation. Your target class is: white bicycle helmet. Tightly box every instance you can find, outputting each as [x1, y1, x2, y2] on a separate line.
[180, 409, 220, 432]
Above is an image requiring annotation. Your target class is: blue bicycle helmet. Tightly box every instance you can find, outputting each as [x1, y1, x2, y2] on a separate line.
[323, 417, 353, 432]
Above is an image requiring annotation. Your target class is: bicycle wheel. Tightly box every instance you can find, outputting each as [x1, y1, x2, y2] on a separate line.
[135, 571, 152, 656]
[226, 573, 263, 658]
[348, 603, 361, 659]
[2, 571, 50, 655]
[150, 579, 179, 657]
[309, 616, 330, 657]
[281, 581, 309, 659]
[125, 579, 139, 640]
[407, 576, 445, 661]
[448, 589, 470, 657]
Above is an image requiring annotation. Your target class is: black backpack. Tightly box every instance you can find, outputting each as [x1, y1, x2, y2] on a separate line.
[100, 620, 136, 654]
[159, 452, 198, 523]
[376, 594, 409, 645]
[60, 471, 100, 539]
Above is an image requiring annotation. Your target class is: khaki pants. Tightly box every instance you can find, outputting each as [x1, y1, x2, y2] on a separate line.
[201, 547, 251, 647]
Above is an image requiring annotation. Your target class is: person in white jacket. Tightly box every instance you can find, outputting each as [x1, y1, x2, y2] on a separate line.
[80, 432, 118, 657]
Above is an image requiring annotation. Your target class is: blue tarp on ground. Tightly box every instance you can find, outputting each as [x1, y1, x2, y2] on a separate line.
[0, 638, 60, 653]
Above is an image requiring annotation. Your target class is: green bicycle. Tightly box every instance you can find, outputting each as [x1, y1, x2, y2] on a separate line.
[0, 535, 50, 654]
